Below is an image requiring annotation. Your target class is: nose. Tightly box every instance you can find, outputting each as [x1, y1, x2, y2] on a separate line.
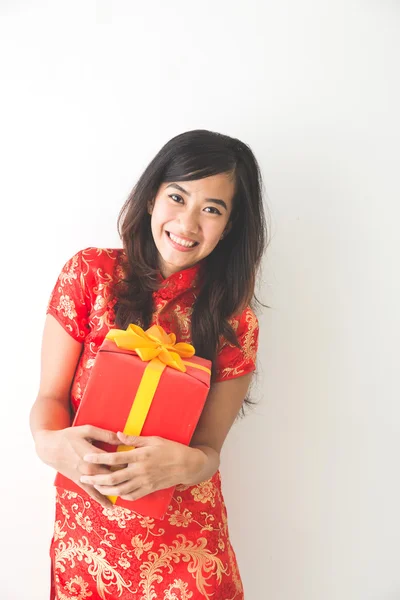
[178, 207, 199, 235]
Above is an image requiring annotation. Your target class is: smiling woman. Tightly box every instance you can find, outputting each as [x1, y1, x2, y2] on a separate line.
[114, 130, 267, 375]
[30, 129, 268, 600]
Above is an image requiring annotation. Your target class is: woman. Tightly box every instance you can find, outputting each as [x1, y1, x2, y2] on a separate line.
[30, 129, 267, 599]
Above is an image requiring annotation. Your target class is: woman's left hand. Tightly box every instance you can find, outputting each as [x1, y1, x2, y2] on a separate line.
[79, 432, 205, 501]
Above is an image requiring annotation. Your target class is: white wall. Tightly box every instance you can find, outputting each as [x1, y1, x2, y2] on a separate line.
[1, 1, 399, 599]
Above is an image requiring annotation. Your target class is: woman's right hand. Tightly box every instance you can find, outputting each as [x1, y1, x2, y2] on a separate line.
[35, 425, 121, 508]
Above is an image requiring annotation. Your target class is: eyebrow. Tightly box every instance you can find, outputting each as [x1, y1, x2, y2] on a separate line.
[166, 183, 228, 211]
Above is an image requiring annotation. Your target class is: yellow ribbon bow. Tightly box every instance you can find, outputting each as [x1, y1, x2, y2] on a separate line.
[105, 324, 195, 372]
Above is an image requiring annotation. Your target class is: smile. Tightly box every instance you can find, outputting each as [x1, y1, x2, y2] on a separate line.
[166, 232, 199, 249]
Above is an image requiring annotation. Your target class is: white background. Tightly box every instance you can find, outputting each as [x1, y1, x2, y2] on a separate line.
[1, 1, 399, 599]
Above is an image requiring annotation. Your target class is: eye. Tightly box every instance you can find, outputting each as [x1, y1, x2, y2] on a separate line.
[169, 194, 184, 203]
[204, 206, 222, 215]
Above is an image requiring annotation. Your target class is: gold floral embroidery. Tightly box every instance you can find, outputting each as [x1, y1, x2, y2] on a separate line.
[190, 481, 216, 507]
[164, 579, 194, 599]
[241, 308, 258, 364]
[138, 515, 156, 529]
[152, 298, 168, 323]
[168, 508, 193, 528]
[101, 505, 138, 529]
[169, 304, 193, 340]
[54, 537, 138, 600]
[138, 534, 228, 600]
[58, 253, 79, 287]
[55, 574, 92, 600]
[137, 515, 166, 538]
[63, 491, 78, 500]
[218, 307, 258, 379]
[73, 381, 83, 402]
[83, 357, 95, 370]
[118, 556, 131, 570]
[54, 520, 66, 541]
[58, 294, 78, 320]
[94, 293, 107, 311]
[92, 270, 115, 331]
[75, 511, 93, 533]
[131, 534, 154, 559]
[169, 487, 218, 534]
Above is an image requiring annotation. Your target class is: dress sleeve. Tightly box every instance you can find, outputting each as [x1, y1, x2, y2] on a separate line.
[214, 306, 259, 382]
[46, 250, 90, 342]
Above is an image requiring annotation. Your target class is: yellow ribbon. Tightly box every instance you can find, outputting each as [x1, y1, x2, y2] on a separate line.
[104, 324, 210, 504]
[106, 323, 195, 372]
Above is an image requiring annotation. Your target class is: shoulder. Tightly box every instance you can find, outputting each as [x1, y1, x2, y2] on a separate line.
[214, 305, 259, 381]
[55, 247, 124, 301]
[228, 305, 259, 337]
[76, 247, 124, 269]
[67, 247, 124, 280]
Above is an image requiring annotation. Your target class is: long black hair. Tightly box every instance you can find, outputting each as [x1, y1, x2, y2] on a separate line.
[113, 129, 268, 400]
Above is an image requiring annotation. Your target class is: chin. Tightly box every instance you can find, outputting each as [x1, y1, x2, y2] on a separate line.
[169, 256, 195, 269]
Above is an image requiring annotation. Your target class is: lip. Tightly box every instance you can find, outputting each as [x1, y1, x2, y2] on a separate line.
[165, 231, 199, 252]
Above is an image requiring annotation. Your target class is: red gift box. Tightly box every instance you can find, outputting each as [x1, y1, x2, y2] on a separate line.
[55, 325, 211, 518]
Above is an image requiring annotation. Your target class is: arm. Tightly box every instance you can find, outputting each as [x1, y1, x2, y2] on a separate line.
[183, 373, 254, 484]
[30, 314, 120, 507]
[30, 314, 82, 463]
[182, 307, 258, 483]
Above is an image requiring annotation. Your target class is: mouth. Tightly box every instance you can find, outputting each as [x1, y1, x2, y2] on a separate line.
[166, 231, 199, 251]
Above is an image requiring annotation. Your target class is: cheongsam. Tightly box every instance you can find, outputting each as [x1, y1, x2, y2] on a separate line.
[46, 247, 259, 600]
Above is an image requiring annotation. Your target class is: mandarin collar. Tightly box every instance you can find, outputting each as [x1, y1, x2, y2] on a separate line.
[117, 248, 205, 301]
[155, 260, 205, 300]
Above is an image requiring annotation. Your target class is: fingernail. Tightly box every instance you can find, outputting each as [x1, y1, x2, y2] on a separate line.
[84, 454, 95, 461]
[80, 477, 90, 483]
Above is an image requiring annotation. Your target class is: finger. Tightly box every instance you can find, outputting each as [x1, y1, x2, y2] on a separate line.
[120, 488, 149, 502]
[71, 437, 115, 460]
[78, 460, 115, 477]
[75, 441, 119, 473]
[117, 432, 154, 446]
[93, 479, 147, 498]
[78, 425, 120, 445]
[81, 439, 111, 454]
[78, 482, 113, 509]
[80, 467, 134, 487]
[84, 449, 139, 466]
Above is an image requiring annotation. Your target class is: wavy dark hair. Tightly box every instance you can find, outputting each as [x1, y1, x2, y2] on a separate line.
[113, 129, 268, 408]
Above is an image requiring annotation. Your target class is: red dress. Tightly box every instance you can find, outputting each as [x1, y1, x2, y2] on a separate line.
[46, 247, 259, 600]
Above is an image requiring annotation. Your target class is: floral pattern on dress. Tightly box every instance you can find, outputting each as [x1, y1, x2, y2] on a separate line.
[46, 247, 259, 599]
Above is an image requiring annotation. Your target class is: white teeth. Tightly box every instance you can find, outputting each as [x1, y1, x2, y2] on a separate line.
[169, 232, 196, 248]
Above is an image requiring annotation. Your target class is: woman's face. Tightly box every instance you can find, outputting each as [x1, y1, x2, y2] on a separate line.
[149, 173, 235, 278]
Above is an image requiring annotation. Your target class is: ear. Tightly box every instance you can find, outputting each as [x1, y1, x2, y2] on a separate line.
[147, 200, 154, 215]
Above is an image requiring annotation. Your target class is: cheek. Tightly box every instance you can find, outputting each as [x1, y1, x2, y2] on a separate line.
[203, 222, 227, 245]
[152, 204, 175, 228]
